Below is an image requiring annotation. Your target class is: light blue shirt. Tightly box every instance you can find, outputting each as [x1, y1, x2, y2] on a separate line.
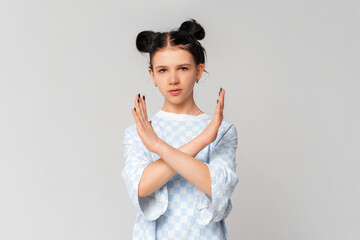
[122, 110, 239, 239]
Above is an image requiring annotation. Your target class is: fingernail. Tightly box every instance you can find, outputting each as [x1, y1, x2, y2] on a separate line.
[143, 95, 145, 100]
[134, 107, 136, 112]
[217, 99, 218, 104]
[137, 98, 139, 103]
[138, 93, 140, 98]
[220, 87, 222, 93]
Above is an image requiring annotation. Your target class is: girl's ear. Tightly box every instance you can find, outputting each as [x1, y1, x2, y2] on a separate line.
[196, 63, 205, 79]
[148, 67, 155, 84]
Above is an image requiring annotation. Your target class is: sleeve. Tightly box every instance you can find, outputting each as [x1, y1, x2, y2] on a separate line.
[121, 125, 168, 221]
[194, 123, 239, 225]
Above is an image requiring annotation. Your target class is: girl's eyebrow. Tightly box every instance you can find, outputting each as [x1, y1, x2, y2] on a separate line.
[155, 63, 191, 69]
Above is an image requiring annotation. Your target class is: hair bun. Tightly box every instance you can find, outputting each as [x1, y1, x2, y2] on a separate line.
[136, 31, 156, 53]
[179, 19, 205, 41]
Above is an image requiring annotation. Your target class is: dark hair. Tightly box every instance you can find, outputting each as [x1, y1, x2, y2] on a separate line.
[136, 18, 207, 72]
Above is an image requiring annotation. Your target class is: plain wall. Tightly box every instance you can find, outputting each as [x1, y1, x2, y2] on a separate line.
[0, 0, 359, 239]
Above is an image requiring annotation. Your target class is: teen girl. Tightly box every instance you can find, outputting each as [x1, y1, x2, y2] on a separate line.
[122, 18, 239, 240]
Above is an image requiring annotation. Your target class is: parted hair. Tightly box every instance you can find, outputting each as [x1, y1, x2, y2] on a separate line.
[136, 18, 207, 71]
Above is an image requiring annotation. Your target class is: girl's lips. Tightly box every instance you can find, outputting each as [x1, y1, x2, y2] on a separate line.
[169, 89, 182, 95]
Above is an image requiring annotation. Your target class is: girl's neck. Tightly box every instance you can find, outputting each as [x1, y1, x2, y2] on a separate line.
[161, 101, 202, 115]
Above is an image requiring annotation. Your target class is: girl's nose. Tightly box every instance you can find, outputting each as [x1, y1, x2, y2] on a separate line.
[169, 72, 180, 84]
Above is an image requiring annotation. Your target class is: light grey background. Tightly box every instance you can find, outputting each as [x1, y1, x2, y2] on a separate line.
[0, 0, 359, 239]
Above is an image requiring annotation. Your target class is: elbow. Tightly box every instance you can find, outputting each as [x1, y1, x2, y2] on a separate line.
[138, 179, 145, 197]
[138, 185, 150, 198]
[138, 192, 148, 198]
[138, 187, 146, 198]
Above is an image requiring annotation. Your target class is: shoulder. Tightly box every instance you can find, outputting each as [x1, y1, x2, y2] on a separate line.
[219, 120, 237, 139]
[211, 120, 238, 149]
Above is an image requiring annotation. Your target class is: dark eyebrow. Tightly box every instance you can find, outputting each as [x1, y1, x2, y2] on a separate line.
[155, 64, 191, 70]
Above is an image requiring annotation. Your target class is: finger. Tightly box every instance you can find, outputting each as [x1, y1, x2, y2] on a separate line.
[135, 94, 145, 125]
[142, 95, 149, 121]
[221, 88, 225, 113]
[217, 88, 223, 105]
[216, 97, 221, 115]
[219, 88, 225, 104]
[138, 95, 147, 125]
[138, 95, 147, 122]
[132, 104, 141, 125]
[222, 88, 225, 105]
[216, 89, 224, 117]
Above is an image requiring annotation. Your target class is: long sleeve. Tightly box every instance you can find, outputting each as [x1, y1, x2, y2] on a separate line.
[121, 125, 168, 221]
[194, 123, 239, 225]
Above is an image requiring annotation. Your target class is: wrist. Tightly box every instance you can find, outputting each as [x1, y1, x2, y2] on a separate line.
[197, 131, 212, 147]
[154, 138, 166, 157]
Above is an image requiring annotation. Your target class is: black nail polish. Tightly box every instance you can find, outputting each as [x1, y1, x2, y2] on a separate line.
[134, 107, 136, 112]
[143, 95, 145, 100]
[220, 87, 222, 93]
[217, 99, 218, 104]
[137, 98, 139, 103]
[138, 93, 140, 98]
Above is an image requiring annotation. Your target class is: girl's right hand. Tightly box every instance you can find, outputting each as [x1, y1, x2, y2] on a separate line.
[132, 93, 163, 154]
[201, 88, 225, 144]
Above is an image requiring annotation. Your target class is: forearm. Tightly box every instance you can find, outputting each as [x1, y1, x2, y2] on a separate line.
[138, 133, 210, 198]
[157, 134, 212, 197]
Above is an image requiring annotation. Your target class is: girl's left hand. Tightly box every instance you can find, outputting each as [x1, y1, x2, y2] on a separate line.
[132, 94, 163, 154]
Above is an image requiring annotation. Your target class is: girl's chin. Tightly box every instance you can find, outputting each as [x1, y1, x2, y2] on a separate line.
[167, 99, 183, 104]
[164, 98, 188, 105]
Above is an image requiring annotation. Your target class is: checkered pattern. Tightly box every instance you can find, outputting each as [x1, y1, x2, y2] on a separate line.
[121, 110, 239, 240]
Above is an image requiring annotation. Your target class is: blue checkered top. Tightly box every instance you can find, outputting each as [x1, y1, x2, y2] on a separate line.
[122, 110, 239, 239]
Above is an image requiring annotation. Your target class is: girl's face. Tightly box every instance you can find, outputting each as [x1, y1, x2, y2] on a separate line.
[148, 46, 204, 107]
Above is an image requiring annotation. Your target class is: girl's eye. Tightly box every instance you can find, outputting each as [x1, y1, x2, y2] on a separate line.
[180, 67, 188, 71]
[159, 69, 166, 73]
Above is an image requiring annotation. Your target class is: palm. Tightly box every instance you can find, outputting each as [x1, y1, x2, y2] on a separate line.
[132, 94, 162, 153]
[202, 88, 225, 144]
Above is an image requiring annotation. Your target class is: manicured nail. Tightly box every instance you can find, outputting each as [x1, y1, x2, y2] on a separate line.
[143, 95, 145, 101]
[217, 99, 218, 104]
[138, 93, 140, 98]
[220, 87, 222, 93]
[134, 107, 136, 112]
[137, 98, 139, 103]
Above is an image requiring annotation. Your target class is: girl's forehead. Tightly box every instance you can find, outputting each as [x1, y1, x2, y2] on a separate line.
[152, 46, 195, 66]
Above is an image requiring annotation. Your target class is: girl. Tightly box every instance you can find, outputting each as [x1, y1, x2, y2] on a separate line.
[122, 19, 239, 240]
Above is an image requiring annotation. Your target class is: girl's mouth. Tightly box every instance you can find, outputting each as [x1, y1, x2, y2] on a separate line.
[169, 89, 182, 95]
